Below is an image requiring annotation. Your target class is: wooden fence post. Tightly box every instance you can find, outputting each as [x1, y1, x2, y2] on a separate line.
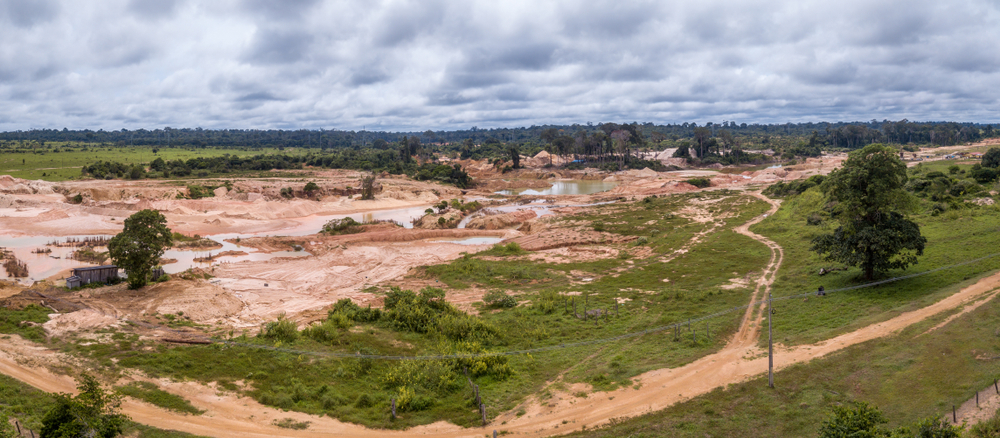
[391, 398, 396, 419]
[615, 300, 619, 316]
[481, 403, 487, 426]
[953, 405, 957, 423]
[977, 391, 979, 407]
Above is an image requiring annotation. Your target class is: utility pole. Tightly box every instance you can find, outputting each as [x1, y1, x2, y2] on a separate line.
[768, 292, 774, 388]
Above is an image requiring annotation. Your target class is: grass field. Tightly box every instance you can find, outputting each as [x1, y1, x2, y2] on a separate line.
[0, 143, 304, 181]
[566, 281, 1000, 437]
[751, 162, 1000, 347]
[0, 371, 204, 438]
[16, 192, 774, 429]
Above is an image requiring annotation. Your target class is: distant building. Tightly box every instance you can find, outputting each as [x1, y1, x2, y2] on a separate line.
[70, 265, 119, 286]
[66, 275, 82, 288]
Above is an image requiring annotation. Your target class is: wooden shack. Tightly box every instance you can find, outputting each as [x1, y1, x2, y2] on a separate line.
[71, 265, 119, 285]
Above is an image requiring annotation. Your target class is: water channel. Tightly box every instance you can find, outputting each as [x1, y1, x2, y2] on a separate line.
[494, 180, 618, 196]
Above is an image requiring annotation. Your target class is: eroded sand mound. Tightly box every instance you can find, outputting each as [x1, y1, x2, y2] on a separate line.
[465, 210, 537, 230]
[44, 309, 121, 337]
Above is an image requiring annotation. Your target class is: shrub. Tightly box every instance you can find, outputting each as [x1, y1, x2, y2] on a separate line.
[260, 313, 298, 343]
[303, 182, 319, 192]
[483, 290, 517, 308]
[948, 165, 960, 174]
[323, 217, 362, 235]
[686, 178, 711, 188]
[187, 185, 211, 199]
[481, 242, 526, 256]
[806, 213, 823, 225]
[70, 193, 84, 204]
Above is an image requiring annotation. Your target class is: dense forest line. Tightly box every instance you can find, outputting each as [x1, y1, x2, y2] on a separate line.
[1, 120, 994, 151]
[5, 120, 999, 183]
[81, 151, 475, 188]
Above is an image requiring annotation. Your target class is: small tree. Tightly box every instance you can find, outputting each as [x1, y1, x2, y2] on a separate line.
[817, 402, 890, 438]
[508, 144, 521, 169]
[303, 181, 319, 192]
[811, 144, 926, 280]
[982, 146, 1000, 169]
[360, 174, 377, 200]
[108, 209, 172, 289]
[41, 374, 128, 438]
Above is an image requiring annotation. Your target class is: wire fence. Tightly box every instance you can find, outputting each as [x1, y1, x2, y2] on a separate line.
[29, 250, 1000, 361]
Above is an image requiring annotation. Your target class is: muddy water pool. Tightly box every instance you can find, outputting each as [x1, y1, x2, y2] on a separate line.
[495, 180, 618, 196]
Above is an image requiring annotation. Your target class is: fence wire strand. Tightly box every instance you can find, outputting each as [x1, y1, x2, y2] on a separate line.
[29, 250, 1000, 361]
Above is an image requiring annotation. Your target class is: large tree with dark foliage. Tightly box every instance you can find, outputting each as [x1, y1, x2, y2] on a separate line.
[811, 144, 926, 280]
[108, 209, 173, 289]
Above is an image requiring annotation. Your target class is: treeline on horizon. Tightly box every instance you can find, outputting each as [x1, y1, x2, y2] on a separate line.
[1, 119, 995, 150]
[3, 119, 998, 186]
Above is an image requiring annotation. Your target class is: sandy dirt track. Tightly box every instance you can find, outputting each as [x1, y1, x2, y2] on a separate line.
[4, 198, 1000, 437]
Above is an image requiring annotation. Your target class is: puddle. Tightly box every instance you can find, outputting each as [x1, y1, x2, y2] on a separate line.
[495, 180, 618, 196]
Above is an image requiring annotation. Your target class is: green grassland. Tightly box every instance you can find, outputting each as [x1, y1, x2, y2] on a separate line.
[0, 370, 205, 438]
[751, 161, 1000, 347]
[0, 143, 303, 181]
[0, 192, 774, 429]
[567, 276, 1000, 437]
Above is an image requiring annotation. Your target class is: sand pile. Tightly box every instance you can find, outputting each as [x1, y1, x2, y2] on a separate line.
[465, 210, 537, 230]
[43, 309, 121, 337]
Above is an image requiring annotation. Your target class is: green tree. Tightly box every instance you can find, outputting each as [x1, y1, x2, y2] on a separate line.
[108, 209, 172, 289]
[982, 147, 1000, 169]
[303, 181, 319, 192]
[508, 144, 521, 169]
[40, 374, 128, 438]
[812, 144, 926, 280]
[910, 417, 962, 438]
[817, 402, 892, 438]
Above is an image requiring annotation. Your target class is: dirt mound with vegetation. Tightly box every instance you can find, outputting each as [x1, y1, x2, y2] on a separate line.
[464, 210, 537, 230]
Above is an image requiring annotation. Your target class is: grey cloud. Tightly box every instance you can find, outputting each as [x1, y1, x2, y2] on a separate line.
[240, 0, 319, 20]
[2, 0, 1000, 132]
[1, 0, 58, 27]
[242, 27, 315, 64]
[127, 0, 183, 20]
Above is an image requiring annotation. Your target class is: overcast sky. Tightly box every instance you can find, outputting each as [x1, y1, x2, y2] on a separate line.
[1, 0, 998, 132]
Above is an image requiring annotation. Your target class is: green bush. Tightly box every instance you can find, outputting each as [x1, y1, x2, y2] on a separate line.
[686, 177, 711, 188]
[303, 182, 319, 192]
[322, 217, 362, 235]
[480, 242, 526, 256]
[482, 290, 517, 308]
[260, 313, 298, 343]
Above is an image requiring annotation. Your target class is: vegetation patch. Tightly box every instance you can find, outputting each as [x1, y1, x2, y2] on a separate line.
[117, 381, 205, 415]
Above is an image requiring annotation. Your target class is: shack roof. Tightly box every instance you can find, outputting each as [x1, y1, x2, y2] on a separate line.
[72, 265, 118, 272]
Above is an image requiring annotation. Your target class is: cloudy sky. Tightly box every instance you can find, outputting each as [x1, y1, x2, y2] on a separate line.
[1, 0, 998, 132]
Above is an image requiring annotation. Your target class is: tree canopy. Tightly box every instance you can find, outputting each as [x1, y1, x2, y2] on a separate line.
[40, 374, 128, 438]
[982, 146, 1000, 169]
[108, 209, 172, 289]
[811, 144, 926, 280]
